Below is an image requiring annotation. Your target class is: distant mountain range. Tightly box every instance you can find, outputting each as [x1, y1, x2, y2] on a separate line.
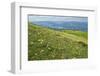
[31, 21, 88, 32]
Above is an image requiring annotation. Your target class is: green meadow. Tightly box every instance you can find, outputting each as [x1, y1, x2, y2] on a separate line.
[28, 22, 88, 60]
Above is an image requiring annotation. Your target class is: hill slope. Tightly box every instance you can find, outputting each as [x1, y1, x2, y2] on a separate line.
[28, 23, 88, 60]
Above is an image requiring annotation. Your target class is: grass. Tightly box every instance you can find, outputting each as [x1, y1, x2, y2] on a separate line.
[28, 22, 88, 60]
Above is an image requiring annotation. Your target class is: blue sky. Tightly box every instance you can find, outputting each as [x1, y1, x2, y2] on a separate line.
[28, 15, 88, 22]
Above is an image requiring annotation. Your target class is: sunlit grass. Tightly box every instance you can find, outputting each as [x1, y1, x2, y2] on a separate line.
[28, 23, 88, 60]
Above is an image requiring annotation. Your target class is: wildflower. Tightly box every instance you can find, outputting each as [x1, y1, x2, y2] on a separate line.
[38, 39, 43, 42]
[40, 50, 44, 53]
[38, 39, 41, 41]
[38, 32, 40, 35]
[30, 42, 34, 45]
[38, 39, 44, 44]
[48, 47, 51, 50]
[35, 53, 37, 55]
[41, 40, 43, 42]
[40, 41, 43, 44]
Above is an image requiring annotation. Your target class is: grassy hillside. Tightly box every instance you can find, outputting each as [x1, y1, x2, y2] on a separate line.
[28, 23, 88, 60]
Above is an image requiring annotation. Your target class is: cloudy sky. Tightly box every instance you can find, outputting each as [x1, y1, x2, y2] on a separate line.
[28, 15, 88, 22]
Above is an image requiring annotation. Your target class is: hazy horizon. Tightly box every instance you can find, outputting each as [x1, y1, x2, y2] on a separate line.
[28, 15, 88, 22]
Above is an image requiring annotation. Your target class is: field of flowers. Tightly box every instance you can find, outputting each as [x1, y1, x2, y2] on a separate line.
[28, 23, 88, 60]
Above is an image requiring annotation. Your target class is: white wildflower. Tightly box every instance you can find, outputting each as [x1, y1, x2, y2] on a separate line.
[38, 39, 44, 44]
[40, 50, 44, 53]
[48, 47, 51, 50]
[38, 32, 41, 35]
[30, 42, 34, 45]
[35, 53, 37, 55]
[38, 39, 41, 41]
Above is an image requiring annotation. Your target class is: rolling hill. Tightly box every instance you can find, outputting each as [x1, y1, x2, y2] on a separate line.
[28, 22, 88, 60]
[32, 21, 88, 32]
